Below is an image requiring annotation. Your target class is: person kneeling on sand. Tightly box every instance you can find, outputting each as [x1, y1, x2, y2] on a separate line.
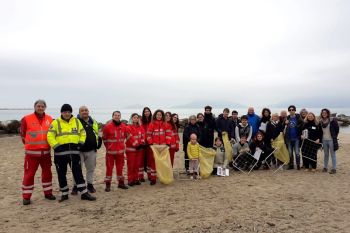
[232, 135, 251, 170]
[212, 137, 227, 175]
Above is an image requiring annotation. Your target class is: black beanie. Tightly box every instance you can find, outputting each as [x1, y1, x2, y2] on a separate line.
[61, 104, 73, 113]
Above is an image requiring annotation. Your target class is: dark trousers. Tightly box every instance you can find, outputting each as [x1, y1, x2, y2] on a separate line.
[184, 144, 189, 171]
[303, 152, 317, 169]
[54, 154, 87, 195]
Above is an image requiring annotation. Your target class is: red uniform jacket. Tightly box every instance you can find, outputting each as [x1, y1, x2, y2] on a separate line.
[169, 125, 180, 151]
[102, 121, 127, 155]
[146, 120, 172, 145]
[125, 124, 146, 151]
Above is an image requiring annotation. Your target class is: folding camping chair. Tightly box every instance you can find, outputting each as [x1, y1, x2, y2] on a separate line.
[232, 152, 259, 174]
[300, 138, 323, 167]
[262, 148, 287, 173]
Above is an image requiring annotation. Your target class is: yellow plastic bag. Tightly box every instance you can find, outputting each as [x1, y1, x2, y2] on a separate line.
[271, 133, 290, 164]
[199, 146, 216, 179]
[151, 145, 174, 184]
[222, 132, 233, 162]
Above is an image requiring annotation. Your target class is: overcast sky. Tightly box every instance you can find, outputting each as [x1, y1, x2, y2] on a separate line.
[0, 0, 349, 109]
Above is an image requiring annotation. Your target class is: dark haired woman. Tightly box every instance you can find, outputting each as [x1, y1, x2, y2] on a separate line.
[126, 113, 145, 186]
[259, 108, 271, 134]
[140, 107, 152, 182]
[146, 109, 172, 185]
[167, 113, 180, 167]
[250, 132, 271, 169]
[320, 109, 339, 174]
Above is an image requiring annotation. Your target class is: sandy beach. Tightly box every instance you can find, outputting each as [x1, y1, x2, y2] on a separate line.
[0, 133, 349, 233]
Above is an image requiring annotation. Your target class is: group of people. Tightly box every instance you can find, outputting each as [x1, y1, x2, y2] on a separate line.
[20, 100, 340, 205]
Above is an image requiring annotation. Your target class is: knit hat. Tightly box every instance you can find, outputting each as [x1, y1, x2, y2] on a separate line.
[61, 104, 73, 113]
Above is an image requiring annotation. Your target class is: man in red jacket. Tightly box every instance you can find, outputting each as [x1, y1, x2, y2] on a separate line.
[20, 100, 56, 205]
[102, 111, 128, 191]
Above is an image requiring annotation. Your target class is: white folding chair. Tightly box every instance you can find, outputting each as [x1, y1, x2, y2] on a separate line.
[232, 152, 259, 174]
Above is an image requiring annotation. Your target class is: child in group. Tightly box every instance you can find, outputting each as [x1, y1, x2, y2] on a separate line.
[187, 133, 201, 179]
[232, 135, 251, 170]
[212, 137, 227, 175]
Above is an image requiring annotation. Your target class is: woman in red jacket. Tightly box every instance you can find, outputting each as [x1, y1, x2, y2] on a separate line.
[126, 113, 146, 186]
[166, 112, 180, 167]
[146, 109, 172, 185]
[140, 107, 152, 182]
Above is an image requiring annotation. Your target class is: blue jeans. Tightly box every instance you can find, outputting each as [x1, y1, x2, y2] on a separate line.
[323, 139, 336, 170]
[288, 139, 300, 166]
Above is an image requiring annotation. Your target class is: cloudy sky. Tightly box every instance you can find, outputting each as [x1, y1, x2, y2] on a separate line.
[0, 0, 349, 109]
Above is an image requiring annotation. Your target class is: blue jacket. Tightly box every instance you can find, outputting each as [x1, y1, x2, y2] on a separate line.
[247, 113, 260, 137]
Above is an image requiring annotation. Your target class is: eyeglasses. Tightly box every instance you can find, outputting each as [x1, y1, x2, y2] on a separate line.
[289, 109, 296, 112]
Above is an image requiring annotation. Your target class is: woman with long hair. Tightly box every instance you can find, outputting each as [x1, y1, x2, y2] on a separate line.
[140, 107, 152, 182]
[146, 109, 172, 185]
[125, 113, 146, 186]
[320, 108, 339, 174]
[259, 108, 271, 134]
[167, 113, 180, 167]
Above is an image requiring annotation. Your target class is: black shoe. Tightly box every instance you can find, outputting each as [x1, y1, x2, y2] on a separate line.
[23, 199, 31, 205]
[140, 178, 145, 182]
[329, 169, 336, 174]
[105, 183, 111, 192]
[134, 181, 141, 185]
[287, 165, 294, 170]
[118, 184, 129, 190]
[297, 165, 300, 170]
[45, 194, 56, 200]
[150, 180, 156, 186]
[128, 182, 134, 187]
[81, 192, 96, 201]
[87, 184, 96, 193]
[59, 195, 69, 203]
[71, 186, 78, 196]
[118, 184, 128, 189]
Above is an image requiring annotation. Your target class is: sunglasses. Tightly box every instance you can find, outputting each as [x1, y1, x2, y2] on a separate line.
[289, 109, 296, 111]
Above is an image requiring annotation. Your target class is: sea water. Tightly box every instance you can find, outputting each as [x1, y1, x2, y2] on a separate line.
[1, 107, 350, 133]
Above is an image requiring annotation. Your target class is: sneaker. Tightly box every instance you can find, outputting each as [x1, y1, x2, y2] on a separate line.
[329, 169, 337, 174]
[105, 183, 111, 192]
[23, 199, 31, 205]
[71, 186, 78, 196]
[45, 194, 56, 200]
[322, 168, 328, 172]
[287, 165, 294, 170]
[311, 169, 316, 172]
[81, 192, 96, 201]
[297, 165, 300, 170]
[304, 168, 309, 172]
[118, 184, 129, 189]
[59, 195, 69, 203]
[87, 184, 96, 193]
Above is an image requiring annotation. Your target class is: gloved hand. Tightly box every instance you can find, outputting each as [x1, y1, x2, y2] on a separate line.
[77, 143, 84, 151]
[97, 137, 102, 149]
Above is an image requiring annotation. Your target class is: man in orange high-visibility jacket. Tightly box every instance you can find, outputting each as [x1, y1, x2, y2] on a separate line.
[20, 100, 56, 205]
